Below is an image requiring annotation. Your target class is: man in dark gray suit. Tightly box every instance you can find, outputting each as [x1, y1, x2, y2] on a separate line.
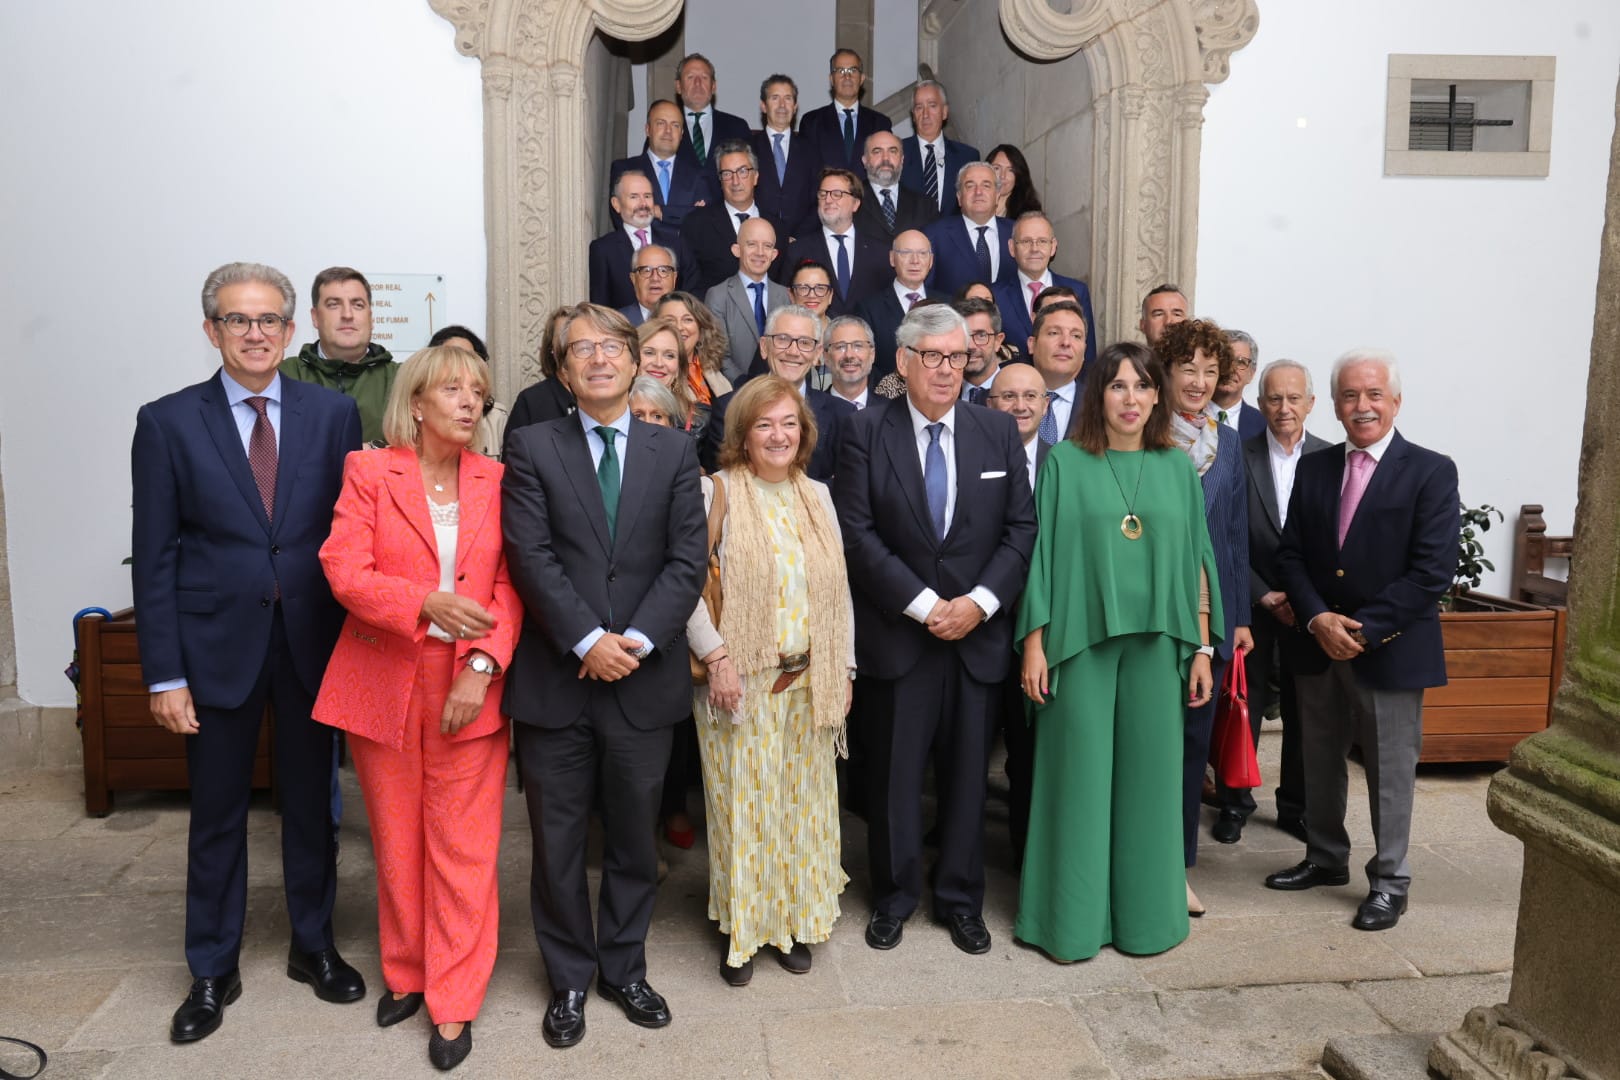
[1212, 358, 1329, 845]
[502, 303, 707, 1048]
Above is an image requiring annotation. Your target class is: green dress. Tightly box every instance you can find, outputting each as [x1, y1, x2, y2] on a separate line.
[1014, 442, 1222, 961]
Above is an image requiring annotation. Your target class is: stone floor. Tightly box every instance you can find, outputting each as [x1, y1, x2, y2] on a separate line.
[0, 725, 1519, 1079]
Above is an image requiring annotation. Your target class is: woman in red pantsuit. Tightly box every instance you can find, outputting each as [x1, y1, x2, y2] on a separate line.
[314, 344, 521, 1072]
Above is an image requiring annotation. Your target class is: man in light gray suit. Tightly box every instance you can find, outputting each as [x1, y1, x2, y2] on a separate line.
[704, 216, 789, 381]
[1213, 358, 1330, 846]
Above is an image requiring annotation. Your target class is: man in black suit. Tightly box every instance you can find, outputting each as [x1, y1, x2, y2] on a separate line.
[752, 74, 819, 242]
[992, 211, 1097, 373]
[900, 81, 979, 217]
[923, 163, 1014, 294]
[780, 167, 893, 315]
[132, 263, 365, 1042]
[1214, 329, 1267, 439]
[854, 228, 940, 381]
[701, 304, 854, 479]
[1266, 349, 1459, 932]
[608, 100, 712, 229]
[1213, 359, 1329, 846]
[589, 170, 697, 309]
[679, 140, 785, 294]
[673, 52, 752, 171]
[855, 130, 939, 240]
[1027, 300, 1088, 443]
[835, 303, 1036, 956]
[799, 48, 892, 170]
[502, 303, 707, 1046]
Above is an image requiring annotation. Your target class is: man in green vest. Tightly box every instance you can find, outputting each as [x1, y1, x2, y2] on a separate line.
[282, 267, 395, 446]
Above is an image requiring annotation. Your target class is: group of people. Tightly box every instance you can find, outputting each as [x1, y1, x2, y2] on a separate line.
[130, 47, 1461, 1075]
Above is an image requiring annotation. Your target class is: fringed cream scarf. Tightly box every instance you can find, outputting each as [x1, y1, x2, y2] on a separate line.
[714, 467, 852, 753]
[1170, 405, 1222, 477]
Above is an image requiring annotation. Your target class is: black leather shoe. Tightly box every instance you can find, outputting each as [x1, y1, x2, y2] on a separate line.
[287, 946, 366, 1003]
[1264, 859, 1351, 891]
[377, 990, 424, 1027]
[597, 979, 671, 1028]
[542, 989, 587, 1048]
[865, 912, 905, 950]
[775, 942, 812, 974]
[1352, 891, 1408, 931]
[1212, 811, 1245, 844]
[720, 958, 753, 986]
[429, 1022, 472, 1071]
[170, 971, 242, 1043]
[937, 913, 992, 955]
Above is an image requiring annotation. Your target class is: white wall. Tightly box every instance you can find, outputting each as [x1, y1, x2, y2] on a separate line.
[1197, 1, 1620, 597]
[0, 1, 485, 705]
[872, 0, 921, 104]
[683, 0, 834, 130]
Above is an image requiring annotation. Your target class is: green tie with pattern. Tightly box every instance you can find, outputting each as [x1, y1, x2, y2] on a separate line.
[596, 425, 620, 540]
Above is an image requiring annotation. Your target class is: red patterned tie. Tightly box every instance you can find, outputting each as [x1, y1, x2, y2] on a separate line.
[246, 396, 277, 520]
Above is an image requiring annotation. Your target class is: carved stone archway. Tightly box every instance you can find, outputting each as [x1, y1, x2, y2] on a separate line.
[998, 0, 1259, 342]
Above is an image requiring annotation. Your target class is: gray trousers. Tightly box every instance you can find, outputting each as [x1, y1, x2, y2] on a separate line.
[1296, 661, 1424, 896]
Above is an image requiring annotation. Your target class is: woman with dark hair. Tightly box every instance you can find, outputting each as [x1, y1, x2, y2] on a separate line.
[1016, 341, 1220, 964]
[653, 291, 734, 406]
[428, 325, 508, 459]
[786, 260, 836, 320]
[988, 144, 1042, 220]
[505, 306, 576, 439]
[1155, 319, 1253, 915]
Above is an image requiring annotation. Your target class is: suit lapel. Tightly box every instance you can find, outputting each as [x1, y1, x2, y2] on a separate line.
[612, 422, 655, 556]
[879, 400, 936, 543]
[946, 407, 982, 542]
[1343, 432, 1409, 549]
[383, 447, 438, 558]
[198, 372, 272, 534]
[269, 378, 306, 538]
[1247, 437, 1282, 533]
[455, 450, 495, 571]
[553, 420, 615, 553]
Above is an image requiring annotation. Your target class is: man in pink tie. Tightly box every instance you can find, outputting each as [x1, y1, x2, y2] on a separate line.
[588, 169, 697, 311]
[991, 212, 1096, 370]
[854, 229, 940, 380]
[1265, 348, 1460, 932]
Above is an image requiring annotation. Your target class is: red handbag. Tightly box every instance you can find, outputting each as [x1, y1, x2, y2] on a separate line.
[1212, 648, 1261, 789]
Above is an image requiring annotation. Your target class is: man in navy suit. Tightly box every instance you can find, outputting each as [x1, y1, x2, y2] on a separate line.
[680, 140, 786, 294]
[1140, 283, 1189, 347]
[855, 130, 939, 241]
[1026, 301, 1088, 443]
[701, 305, 854, 480]
[673, 52, 752, 171]
[617, 243, 681, 327]
[1213, 328, 1266, 439]
[854, 228, 941, 380]
[1213, 359, 1329, 846]
[608, 100, 712, 229]
[835, 303, 1036, 956]
[900, 81, 979, 217]
[992, 212, 1097, 373]
[132, 262, 365, 1043]
[779, 167, 894, 314]
[589, 170, 697, 310]
[799, 48, 892, 171]
[1266, 349, 1459, 933]
[923, 163, 1014, 295]
[752, 74, 819, 241]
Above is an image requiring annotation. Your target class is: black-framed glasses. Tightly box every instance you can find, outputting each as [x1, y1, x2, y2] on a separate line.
[817, 189, 854, 202]
[768, 333, 819, 353]
[213, 313, 288, 336]
[907, 346, 969, 370]
[630, 265, 676, 278]
[967, 329, 997, 344]
[567, 338, 628, 360]
[791, 283, 832, 298]
[717, 165, 754, 182]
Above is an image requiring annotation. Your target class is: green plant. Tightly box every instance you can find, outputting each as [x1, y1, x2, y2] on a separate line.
[1454, 502, 1503, 594]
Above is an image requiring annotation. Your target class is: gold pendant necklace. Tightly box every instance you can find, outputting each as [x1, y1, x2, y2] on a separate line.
[1103, 449, 1146, 540]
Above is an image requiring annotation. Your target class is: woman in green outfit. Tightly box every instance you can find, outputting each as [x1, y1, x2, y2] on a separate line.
[1015, 342, 1222, 963]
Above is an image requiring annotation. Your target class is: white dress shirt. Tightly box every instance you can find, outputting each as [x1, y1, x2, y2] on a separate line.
[1045, 378, 1077, 439]
[765, 125, 792, 166]
[961, 215, 1001, 280]
[1348, 425, 1397, 464]
[832, 386, 869, 409]
[1265, 428, 1308, 529]
[918, 135, 947, 208]
[1218, 402, 1243, 431]
[822, 224, 857, 266]
[571, 407, 652, 659]
[1022, 437, 1039, 494]
[1016, 269, 1053, 315]
[725, 201, 759, 234]
[622, 222, 651, 249]
[898, 400, 1001, 622]
[892, 278, 926, 309]
[685, 104, 712, 151]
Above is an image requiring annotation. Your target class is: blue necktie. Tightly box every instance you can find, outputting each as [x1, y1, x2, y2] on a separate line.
[925, 422, 947, 540]
[881, 188, 896, 232]
[968, 385, 987, 406]
[924, 144, 939, 208]
[833, 234, 851, 300]
[1038, 390, 1059, 445]
[656, 159, 671, 202]
[842, 108, 856, 162]
[772, 132, 787, 186]
[749, 281, 766, 336]
[974, 225, 993, 284]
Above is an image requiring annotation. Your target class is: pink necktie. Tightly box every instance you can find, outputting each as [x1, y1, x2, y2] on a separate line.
[634, 228, 648, 249]
[1028, 280, 1042, 313]
[1337, 449, 1374, 548]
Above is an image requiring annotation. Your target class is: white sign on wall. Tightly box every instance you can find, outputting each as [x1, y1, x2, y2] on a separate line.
[368, 273, 446, 352]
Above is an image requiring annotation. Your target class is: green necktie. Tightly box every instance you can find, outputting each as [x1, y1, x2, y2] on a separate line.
[689, 112, 706, 164]
[596, 425, 621, 540]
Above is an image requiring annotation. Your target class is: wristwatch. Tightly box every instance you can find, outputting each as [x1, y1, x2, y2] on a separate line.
[467, 653, 499, 676]
[1195, 645, 1215, 658]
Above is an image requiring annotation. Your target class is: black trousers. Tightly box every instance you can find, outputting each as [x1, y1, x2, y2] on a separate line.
[185, 606, 335, 977]
[864, 639, 998, 920]
[1216, 610, 1306, 822]
[998, 667, 1035, 863]
[514, 689, 672, 991]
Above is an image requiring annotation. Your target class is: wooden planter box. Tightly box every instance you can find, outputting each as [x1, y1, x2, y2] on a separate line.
[1421, 592, 1566, 763]
[76, 608, 274, 815]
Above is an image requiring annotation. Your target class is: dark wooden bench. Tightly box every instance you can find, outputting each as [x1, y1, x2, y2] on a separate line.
[1511, 503, 1572, 607]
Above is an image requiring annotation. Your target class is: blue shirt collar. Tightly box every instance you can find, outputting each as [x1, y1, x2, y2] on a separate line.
[221, 369, 281, 407]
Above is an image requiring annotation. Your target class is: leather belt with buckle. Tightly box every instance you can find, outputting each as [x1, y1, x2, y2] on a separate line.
[771, 650, 811, 694]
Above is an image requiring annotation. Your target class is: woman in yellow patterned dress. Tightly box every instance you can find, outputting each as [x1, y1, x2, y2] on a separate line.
[686, 375, 855, 986]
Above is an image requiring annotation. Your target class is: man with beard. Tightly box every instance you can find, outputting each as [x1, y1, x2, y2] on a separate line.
[855, 130, 939, 240]
[589, 170, 697, 311]
[955, 297, 1007, 406]
[824, 314, 877, 410]
[780, 167, 893, 314]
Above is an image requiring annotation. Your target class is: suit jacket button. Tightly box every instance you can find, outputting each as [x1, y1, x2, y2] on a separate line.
[608, 572, 617, 582]
[260, 598, 270, 607]
[270, 545, 280, 555]
[1335, 569, 1345, 577]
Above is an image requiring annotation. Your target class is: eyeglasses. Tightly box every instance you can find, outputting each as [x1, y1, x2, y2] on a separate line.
[567, 338, 628, 360]
[817, 189, 854, 202]
[213, 313, 288, 336]
[717, 166, 754, 182]
[832, 66, 863, 76]
[630, 265, 676, 278]
[967, 329, 997, 344]
[907, 346, 969, 370]
[1231, 358, 1255, 370]
[1013, 237, 1055, 249]
[791, 283, 832, 298]
[827, 340, 872, 354]
[892, 247, 931, 258]
[768, 333, 819, 353]
[990, 390, 1046, 405]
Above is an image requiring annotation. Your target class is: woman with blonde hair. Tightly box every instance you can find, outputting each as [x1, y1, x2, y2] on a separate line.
[635, 316, 707, 442]
[653, 291, 733, 406]
[686, 375, 855, 986]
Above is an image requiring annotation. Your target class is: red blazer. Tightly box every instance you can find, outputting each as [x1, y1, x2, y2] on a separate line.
[314, 446, 522, 748]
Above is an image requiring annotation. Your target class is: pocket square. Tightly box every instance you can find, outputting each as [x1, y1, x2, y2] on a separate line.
[979, 470, 1007, 479]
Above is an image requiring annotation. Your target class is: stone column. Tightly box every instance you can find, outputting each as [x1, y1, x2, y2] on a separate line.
[1430, 71, 1620, 1080]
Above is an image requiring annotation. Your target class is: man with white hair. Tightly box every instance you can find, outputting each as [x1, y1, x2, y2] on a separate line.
[900, 79, 979, 215]
[922, 161, 1015, 294]
[1265, 349, 1459, 932]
